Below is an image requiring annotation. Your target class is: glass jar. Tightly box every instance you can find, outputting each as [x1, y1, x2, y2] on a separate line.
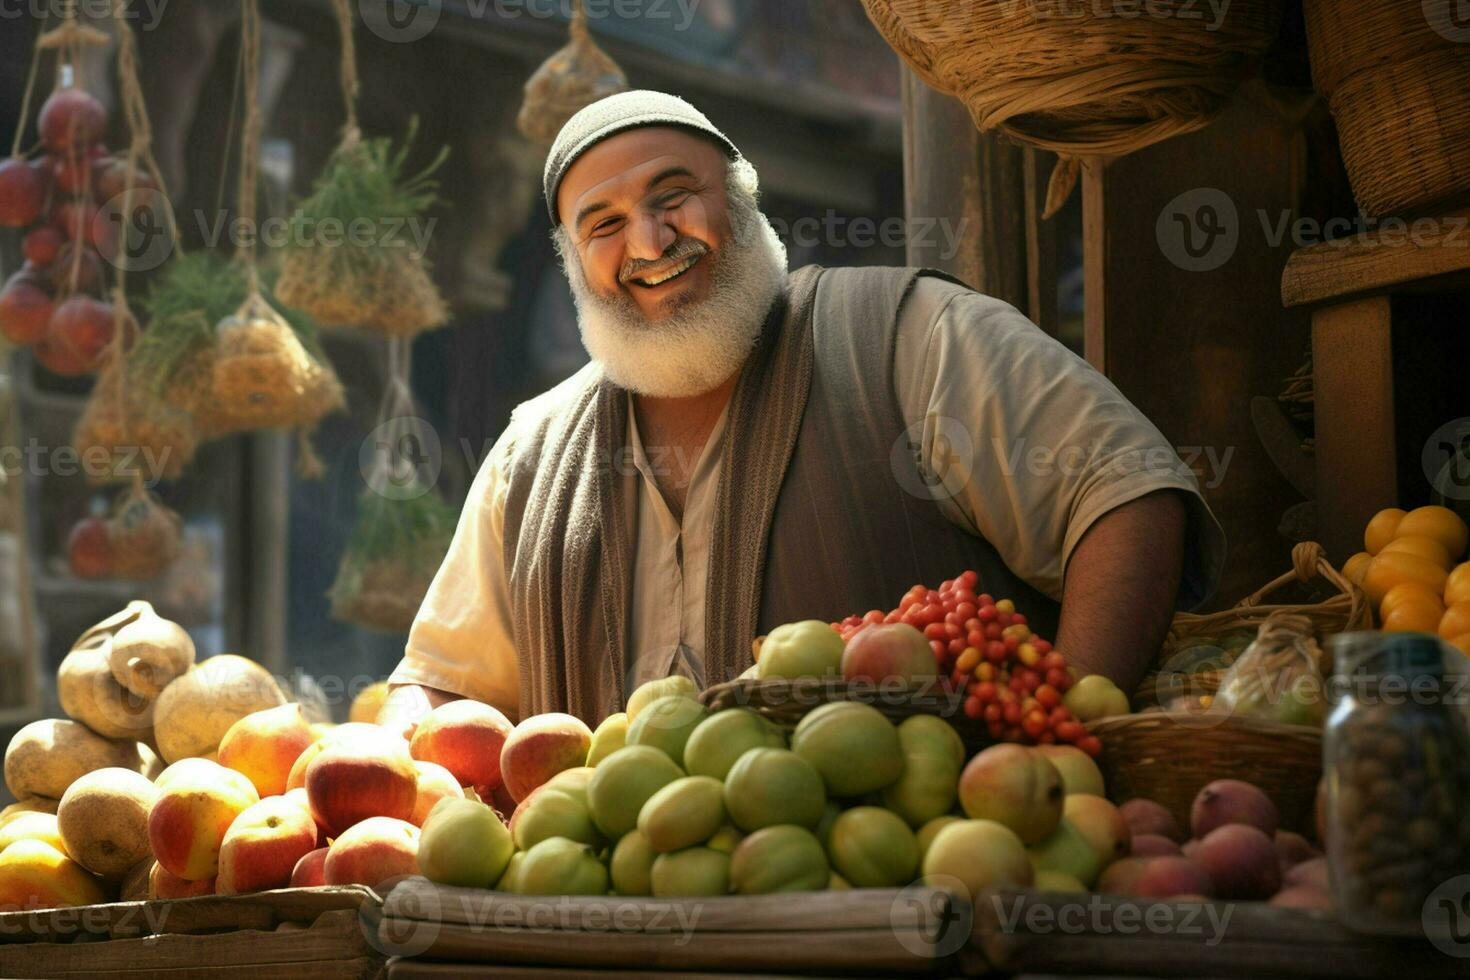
[1324, 632, 1470, 936]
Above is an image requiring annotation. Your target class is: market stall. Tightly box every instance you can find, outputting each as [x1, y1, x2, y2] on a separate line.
[3, 0, 1470, 977]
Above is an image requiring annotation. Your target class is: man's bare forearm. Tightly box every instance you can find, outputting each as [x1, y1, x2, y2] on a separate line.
[1056, 489, 1188, 694]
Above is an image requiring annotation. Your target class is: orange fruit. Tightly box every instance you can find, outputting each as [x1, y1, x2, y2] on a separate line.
[1382, 598, 1445, 633]
[1363, 552, 1449, 608]
[1439, 601, 1470, 639]
[1342, 552, 1373, 588]
[1445, 633, 1470, 658]
[1446, 563, 1470, 608]
[1395, 506, 1469, 562]
[1380, 582, 1444, 625]
[1380, 534, 1453, 569]
[1364, 508, 1406, 555]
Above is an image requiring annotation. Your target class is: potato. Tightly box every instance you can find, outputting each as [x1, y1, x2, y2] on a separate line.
[152, 655, 285, 763]
[4, 719, 144, 800]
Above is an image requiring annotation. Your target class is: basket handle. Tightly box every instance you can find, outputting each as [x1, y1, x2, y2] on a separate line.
[1235, 541, 1371, 628]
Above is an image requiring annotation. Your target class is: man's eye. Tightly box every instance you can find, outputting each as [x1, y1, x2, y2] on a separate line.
[659, 191, 692, 209]
[591, 219, 620, 237]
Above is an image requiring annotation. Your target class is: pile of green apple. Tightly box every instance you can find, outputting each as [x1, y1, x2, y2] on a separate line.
[412, 669, 1133, 902]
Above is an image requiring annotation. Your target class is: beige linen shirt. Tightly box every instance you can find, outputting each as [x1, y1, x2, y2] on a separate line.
[390, 278, 1226, 714]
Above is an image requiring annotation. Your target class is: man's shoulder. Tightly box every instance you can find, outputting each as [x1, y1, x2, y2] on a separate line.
[498, 361, 604, 462]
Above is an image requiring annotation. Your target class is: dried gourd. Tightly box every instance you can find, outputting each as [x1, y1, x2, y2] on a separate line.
[211, 290, 344, 433]
[517, 2, 628, 145]
[109, 601, 196, 699]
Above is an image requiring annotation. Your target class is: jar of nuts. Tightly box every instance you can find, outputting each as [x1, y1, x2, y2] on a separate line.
[1324, 632, 1470, 936]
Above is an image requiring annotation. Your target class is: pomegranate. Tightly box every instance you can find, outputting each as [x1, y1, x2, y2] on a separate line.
[51, 200, 110, 249]
[0, 157, 45, 226]
[0, 280, 53, 344]
[52, 152, 92, 196]
[50, 243, 104, 294]
[23, 225, 64, 267]
[93, 157, 158, 203]
[1190, 779, 1279, 838]
[38, 88, 108, 154]
[48, 295, 114, 370]
[33, 334, 91, 376]
[67, 517, 114, 579]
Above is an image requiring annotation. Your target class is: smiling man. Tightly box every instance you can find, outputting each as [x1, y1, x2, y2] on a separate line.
[385, 90, 1224, 727]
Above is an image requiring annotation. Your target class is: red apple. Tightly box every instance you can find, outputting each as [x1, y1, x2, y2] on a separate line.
[0, 281, 53, 344]
[22, 226, 64, 267]
[0, 157, 45, 226]
[67, 517, 113, 578]
[841, 623, 939, 685]
[304, 731, 418, 838]
[38, 88, 108, 154]
[323, 817, 419, 888]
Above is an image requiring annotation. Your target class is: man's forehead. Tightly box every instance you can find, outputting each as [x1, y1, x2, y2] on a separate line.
[558, 127, 724, 222]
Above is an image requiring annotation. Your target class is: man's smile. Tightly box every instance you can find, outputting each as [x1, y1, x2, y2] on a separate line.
[626, 253, 703, 290]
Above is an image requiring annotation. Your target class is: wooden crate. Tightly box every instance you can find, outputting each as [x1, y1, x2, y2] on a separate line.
[0, 885, 385, 979]
[968, 889, 1464, 978]
[377, 880, 960, 975]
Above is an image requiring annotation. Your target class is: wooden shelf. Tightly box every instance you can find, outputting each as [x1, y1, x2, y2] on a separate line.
[1281, 209, 1470, 308]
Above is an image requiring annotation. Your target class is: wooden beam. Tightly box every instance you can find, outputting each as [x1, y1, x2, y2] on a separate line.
[1282, 209, 1470, 308]
[900, 67, 1027, 307]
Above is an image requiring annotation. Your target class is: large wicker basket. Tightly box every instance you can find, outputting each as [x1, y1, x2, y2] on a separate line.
[1135, 541, 1371, 708]
[700, 676, 994, 754]
[1304, 1, 1470, 217]
[859, 0, 1283, 214]
[1087, 710, 1322, 836]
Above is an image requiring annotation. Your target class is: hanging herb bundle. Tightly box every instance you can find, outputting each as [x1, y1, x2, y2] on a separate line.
[72, 6, 195, 483]
[274, 0, 450, 337]
[275, 124, 448, 336]
[129, 252, 336, 437]
[328, 339, 456, 633]
[517, 0, 628, 145]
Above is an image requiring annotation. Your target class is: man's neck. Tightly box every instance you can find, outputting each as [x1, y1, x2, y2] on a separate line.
[631, 370, 740, 520]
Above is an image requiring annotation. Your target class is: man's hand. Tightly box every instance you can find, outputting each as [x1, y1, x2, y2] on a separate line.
[1056, 489, 1188, 695]
[378, 683, 462, 740]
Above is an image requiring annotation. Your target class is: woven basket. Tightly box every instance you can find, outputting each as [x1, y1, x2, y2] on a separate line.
[700, 677, 993, 754]
[859, 0, 1283, 214]
[1087, 710, 1322, 835]
[1135, 541, 1371, 708]
[1304, 1, 1470, 217]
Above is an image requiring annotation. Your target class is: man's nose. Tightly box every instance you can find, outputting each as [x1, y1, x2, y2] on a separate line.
[624, 207, 676, 264]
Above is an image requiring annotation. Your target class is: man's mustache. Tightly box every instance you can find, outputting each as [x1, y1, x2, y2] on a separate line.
[619, 238, 710, 283]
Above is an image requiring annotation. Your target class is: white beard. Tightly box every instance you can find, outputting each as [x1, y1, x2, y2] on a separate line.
[556, 173, 789, 398]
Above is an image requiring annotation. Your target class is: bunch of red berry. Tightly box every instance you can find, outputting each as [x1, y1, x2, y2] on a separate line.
[834, 569, 1102, 757]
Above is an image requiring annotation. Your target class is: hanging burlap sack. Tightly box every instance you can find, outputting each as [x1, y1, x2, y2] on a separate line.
[517, 0, 628, 145]
[72, 352, 197, 484]
[106, 484, 181, 581]
[328, 483, 457, 634]
[211, 290, 345, 434]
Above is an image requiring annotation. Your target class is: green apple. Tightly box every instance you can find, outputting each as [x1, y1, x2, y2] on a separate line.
[1063, 675, 1130, 722]
[756, 621, 844, 680]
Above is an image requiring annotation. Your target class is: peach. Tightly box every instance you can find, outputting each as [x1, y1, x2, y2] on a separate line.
[216, 795, 319, 895]
[323, 816, 419, 888]
[0, 839, 107, 910]
[1097, 856, 1148, 895]
[305, 732, 417, 838]
[1274, 830, 1318, 870]
[1190, 779, 1278, 838]
[290, 846, 329, 887]
[499, 713, 592, 803]
[148, 861, 215, 899]
[1034, 745, 1105, 797]
[286, 723, 389, 791]
[957, 744, 1063, 844]
[410, 700, 514, 790]
[349, 682, 390, 724]
[1062, 794, 1129, 868]
[147, 759, 259, 880]
[217, 704, 315, 798]
[410, 761, 465, 826]
[840, 624, 938, 685]
[283, 787, 328, 847]
[1130, 834, 1182, 858]
[1194, 825, 1279, 900]
[1284, 856, 1328, 892]
[1119, 798, 1183, 843]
